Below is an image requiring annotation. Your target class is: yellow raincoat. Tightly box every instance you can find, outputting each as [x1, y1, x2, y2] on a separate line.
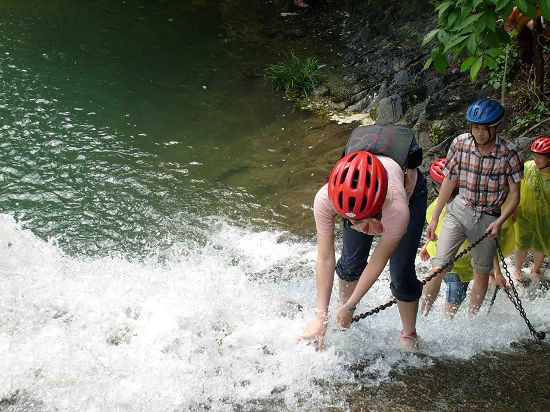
[514, 160, 550, 255]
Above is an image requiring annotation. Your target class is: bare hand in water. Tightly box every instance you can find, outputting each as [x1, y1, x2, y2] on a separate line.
[298, 316, 327, 351]
[335, 305, 353, 329]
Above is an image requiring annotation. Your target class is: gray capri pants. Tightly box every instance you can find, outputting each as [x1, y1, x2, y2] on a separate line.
[432, 195, 498, 274]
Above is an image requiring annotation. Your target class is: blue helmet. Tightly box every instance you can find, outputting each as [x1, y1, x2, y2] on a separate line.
[466, 99, 504, 126]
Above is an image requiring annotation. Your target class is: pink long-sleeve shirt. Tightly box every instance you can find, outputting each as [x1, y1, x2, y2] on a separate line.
[313, 156, 418, 242]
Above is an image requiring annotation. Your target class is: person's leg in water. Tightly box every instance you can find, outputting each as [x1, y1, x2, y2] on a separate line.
[530, 251, 546, 280]
[468, 271, 490, 313]
[335, 220, 374, 317]
[422, 204, 466, 315]
[389, 173, 428, 351]
[443, 273, 469, 317]
[466, 212, 499, 314]
[514, 247, 529, 282]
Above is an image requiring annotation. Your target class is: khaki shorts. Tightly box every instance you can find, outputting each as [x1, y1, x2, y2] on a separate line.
[432, 196, 497, 274]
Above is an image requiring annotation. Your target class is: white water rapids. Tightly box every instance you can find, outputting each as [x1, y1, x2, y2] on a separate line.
[1, 214, 549, 411]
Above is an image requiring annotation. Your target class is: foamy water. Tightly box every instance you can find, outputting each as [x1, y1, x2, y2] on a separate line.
[1, 214, 548, 411]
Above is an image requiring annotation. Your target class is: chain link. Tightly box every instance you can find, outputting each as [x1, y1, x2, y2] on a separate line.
[352, 232, 490, 323]
[351, 234, 546, 341]
[494, 239, 545, 341]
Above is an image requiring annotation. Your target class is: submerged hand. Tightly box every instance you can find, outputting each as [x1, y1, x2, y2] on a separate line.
[298, 317, 328, 350]
[335, 305, 354, 330]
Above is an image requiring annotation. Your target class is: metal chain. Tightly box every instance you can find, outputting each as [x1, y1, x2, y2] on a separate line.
[487, 285, 499, 313]
[352, 234, 546, 341]
[352, 232, 491, 323]
[494, 239, 546, 341]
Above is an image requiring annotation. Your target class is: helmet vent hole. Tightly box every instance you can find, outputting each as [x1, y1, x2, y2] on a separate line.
[375, 179, 379, 192]
[340, 169, 348, 184]
[349, 197, 356, 210]
[366, 171, 371, 188]
[367, 156, 372, 165]
[338, 192, 343, 208]
[352, 170, 360, 188]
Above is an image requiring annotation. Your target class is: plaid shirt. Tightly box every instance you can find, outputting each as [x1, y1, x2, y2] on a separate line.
[443, 133, 523, 214]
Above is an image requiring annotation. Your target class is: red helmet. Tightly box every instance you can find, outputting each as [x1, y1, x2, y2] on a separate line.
[430, 158, 447, 184]
[531, 137, 550, 154]
[328, 151, 388, 220]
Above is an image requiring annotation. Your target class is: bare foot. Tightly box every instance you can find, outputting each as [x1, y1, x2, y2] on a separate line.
[294, 0, 309, 8]
[527, 269, 542, 282]
[513, 269, 526, 285]
[399, 330, 420, 352]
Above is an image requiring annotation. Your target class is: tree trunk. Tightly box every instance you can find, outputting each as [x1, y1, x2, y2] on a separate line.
[532, 17, 545, 101]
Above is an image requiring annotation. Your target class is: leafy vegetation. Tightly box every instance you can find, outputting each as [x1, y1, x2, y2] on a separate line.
[483, 42, 518, 90]
[422, 0, 550, 88]
[266, 53, 324, 98]
[511, 100, 550, 130]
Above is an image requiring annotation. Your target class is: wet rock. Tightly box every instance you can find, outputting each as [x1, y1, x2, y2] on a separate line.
[312, 85, 329, 98]
[327, 100, 347, 111]
[417, 131, 432, 152]
[343, 87, 371, 111]
[426, 77, 444, 95]
[376, 94, 403, 123]
[363, 81, 388, 114]
[393, 69, 409, 85]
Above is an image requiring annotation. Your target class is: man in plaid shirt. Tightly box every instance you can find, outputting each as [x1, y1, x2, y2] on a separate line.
[423, 99, 523, 314]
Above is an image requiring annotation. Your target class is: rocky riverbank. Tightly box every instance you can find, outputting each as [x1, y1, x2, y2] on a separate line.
[269, 0, 549, 161]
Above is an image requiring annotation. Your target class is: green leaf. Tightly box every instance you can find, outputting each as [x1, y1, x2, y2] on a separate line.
[497, 28, 511, 44]
[500, 3, 514, 19]
[515, 0, 528, 15]
[485, 55, 498, 68]
[452, 45, 466, 60]
[443, 34, 469, 52]
[448, 11, 458, 26]
[484, 11, 496, 31]
[456, 13, 483, 32]
[526, 2, 537, 19]
[436, 1, 453, 18]
[438, 29, 450, 44]
[461, 2, 475, 17]
[475, 15, 487, 35]
[435, 0, 453, 12]
[541, 0, 550, 21]
[487, 47, 503, 57]
[423, 57, 433, 71]
[460, 56, 477, 71]
[495, 0, 511, 11]
[473, 0, 484, 9]
[434, 52, 448, 73]
[470, 56, 483, 82]
[467, 34, 478, 55]
[422, 29, 440, 46]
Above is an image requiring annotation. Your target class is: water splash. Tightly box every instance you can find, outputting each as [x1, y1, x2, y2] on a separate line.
[1, 214, 548, 410]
